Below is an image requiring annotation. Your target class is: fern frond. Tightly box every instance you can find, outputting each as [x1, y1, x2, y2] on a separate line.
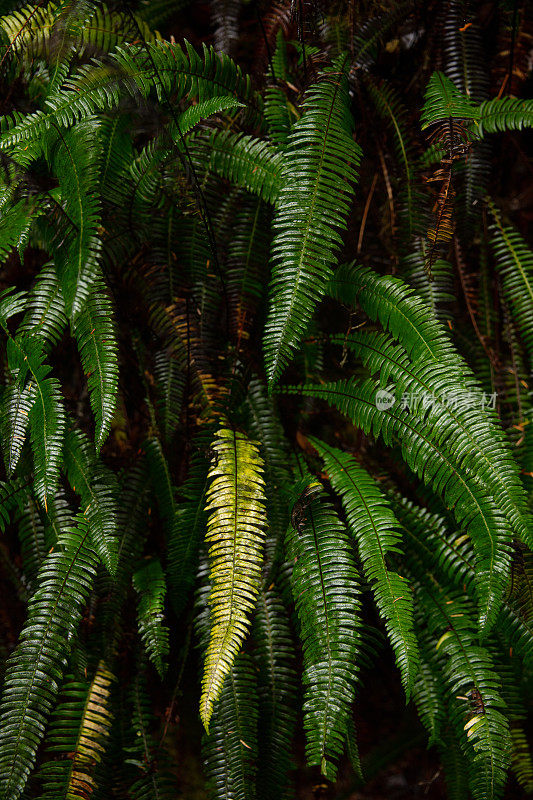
[263, 56, 361, 386]
[0, 196, 41, 264]
[203, 652, 259, 800]
[286, 483, 361, 780]
[254, 586, 297, 799]
[488, 202, 533, 371]
[5, 335, 66, 511]
[246, 377, 291, 569]
[38, 662, 115, 800]
[421, 71, 478, 130]
[71, 275, 118, 449]
[19, 263, 67, 350]
[44, 118, 103, 317]
[200, 427, 267, 730]
[192, 130, 283, 205]
[310, 437, 419, 697]
[332, 263, 532, 552]
[473, 96, 533, 137]
[0, 516, 99, 800]
[285, 377, 512, 630]
[415, 583, 511, 800]
[0, 40, 261, 149]
[132, 558, 169, 678]
[62, 428, 118, 574]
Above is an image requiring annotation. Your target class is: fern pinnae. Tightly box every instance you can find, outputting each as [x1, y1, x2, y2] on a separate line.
[263, 54, 362, 387]
[253, 585, 297, 799]
[287, 482, 361, 780]
[0, 516, 100, 800]
[132, 557, 169, 678]
[71, 275, 118, 450]
[309, 436, 419, 697]
[200, 427, 267, 730]
[62, 427, 118, 574]
[285, 378, 511, 631]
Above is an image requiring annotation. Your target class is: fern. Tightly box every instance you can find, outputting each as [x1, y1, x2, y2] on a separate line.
[263, 56, 362, 386]
[38, 662, 115, 800]
[132, 557, 169, 678]
[286, 481, 361, 780]
[71, 275, 118, 449]
[62, 427, 118, 574]
[200, 427, 267, 729]
[0, 516, 100, 800]
[310, 437, 419, 696]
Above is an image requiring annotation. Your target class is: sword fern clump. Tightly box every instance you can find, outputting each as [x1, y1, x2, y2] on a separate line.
[0, 1, 532, 799]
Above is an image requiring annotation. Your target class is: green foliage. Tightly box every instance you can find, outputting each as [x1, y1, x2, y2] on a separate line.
[310, 437, 419, 696]
[286, 482, 361, 780]
[263, 56, 362, 386]
[0, 2, 532, 798]
[201, 427, 267, 730]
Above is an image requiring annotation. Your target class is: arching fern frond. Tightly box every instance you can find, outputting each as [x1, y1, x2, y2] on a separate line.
[0, 516, 99, 800]
[488, 201, 533, 371]
[200, 427, 267, 730]
[473, 96, 533, 137]
[254, 586, 297, 800]
[19, 263, 67, 350]
[132, 557, 169, 678]
[62, 428, 118, 574]
[286, 482, 361, 780]
[38, 661, 115, 800]
[310, 437, 419, 697]
[44, 118, 103, 318]
[420, 71, 478, 130]
[191, 130, 283, 205]
[71, 274, 118, 449]
[285, 378, 512, 631]
[263, 55, 362, 386]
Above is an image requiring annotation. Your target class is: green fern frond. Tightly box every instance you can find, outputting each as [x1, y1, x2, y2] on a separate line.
[263, 56, 362, 386]
[44, 118, 103, 318]
[332, 263, 532, 551]
[19, 263, 67, 350]
[488, 202, 533, 371]
[285, 377, 512, 631]
[38, 661, 115, 800]
[0, 196, 41, 264]
[192, 130, 283, 205]
[246, 378, 291, 569]
[310, 437, 419, 697]
[200, 427, 267, 730]
[203, 652, 259, 800]
[254, 586, 297, 799]
[0, 516, 99, 800]
[473, 96, 533, 137]
[5, 335, 66, 511]
[71, 275, 118, 449]
[420, 71, 478, 130]
[62, 428, 118, 574]
[286, 483, 361, 780]
[0, 40, 260, 149]
[416, 584, 511, 800]
[132, 558, 169, 678]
